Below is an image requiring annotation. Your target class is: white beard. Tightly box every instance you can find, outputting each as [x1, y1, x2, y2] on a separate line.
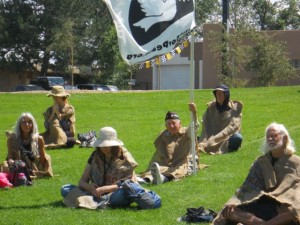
[267, 138, 284, 152]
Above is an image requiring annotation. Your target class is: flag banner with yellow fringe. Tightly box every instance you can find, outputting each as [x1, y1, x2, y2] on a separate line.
[103, 0, 195, 65]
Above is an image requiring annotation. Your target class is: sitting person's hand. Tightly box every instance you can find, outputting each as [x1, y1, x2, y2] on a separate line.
[53, 104, 60, 115]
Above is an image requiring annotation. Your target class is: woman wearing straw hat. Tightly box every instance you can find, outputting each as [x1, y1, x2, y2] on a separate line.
[61, 127, 161, 210]
[42, 85, 76, 149]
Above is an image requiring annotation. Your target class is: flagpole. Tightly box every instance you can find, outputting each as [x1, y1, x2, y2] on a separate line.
[189, 31, 196, 174]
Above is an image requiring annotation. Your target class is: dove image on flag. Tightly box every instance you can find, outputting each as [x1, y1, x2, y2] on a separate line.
[104, 0, 196, 65]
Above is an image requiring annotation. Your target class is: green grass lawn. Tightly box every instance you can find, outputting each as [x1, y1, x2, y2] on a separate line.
[0, 86, 299, 225]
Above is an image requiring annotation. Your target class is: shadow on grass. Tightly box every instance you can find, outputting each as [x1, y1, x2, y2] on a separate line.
[0, 200, 65, 210]
[0, 200, 150, 212]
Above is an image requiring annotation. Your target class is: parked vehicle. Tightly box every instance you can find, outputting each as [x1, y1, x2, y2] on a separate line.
[104, 85, 118, 91]
[77, 84, 118, 91]
[64, 85, 78, 90]
[11, 85, 45, 92]
[31, 76, 65, 90]
[77, 84, 105, 91]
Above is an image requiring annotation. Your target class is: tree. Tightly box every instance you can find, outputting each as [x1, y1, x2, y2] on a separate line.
[208, 27, 297, 87]
[195, 0, 221, 26]
[245, 32, 298, 86]
[50, 18, 76, 85]
[208, 27, 250, 87]
[229, 0, 257, 29]
[1, 0, 298, 90]
[0, 0, 42, 71]
[94, 26, 137, 89]
[274, 0, 300, 30]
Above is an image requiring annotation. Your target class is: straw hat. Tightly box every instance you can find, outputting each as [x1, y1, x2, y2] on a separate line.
[93, 127, 124, 147]
[47, 85, 70, 97]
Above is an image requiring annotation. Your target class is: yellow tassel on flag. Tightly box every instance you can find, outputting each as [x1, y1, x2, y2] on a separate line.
[166, 53, 172, 60]
[146, 61, 151, 68]
[183, 40, 189, 47]
[176, 47, 181, 54]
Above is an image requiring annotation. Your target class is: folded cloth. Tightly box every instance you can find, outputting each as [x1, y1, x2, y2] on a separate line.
[63, 186, 108, 209]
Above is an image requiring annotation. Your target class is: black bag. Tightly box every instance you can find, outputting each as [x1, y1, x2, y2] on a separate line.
[77, 131, 97, 148]
[8, 160, 32, 187]
[179, 206, 217, 223]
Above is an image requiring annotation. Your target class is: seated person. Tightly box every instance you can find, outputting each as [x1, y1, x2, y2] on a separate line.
[213, 123, 300, 225]
[42, 85, 76, 149]
[139, 103, 200, 185]
[198, 84, 243, 154]
[61, 127, 161, 210]
[2, 112, 53, 179]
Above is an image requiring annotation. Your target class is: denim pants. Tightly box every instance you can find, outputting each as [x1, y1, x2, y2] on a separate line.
[119, 179, 161, 209]
[228, 132, 243, 152]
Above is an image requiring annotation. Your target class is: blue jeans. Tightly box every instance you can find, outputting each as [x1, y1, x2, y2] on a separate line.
[228, 132, 243, 152]
[60, 184, 131, 207]
[109, 188, 131, 207]
[120, 179, 161, 209]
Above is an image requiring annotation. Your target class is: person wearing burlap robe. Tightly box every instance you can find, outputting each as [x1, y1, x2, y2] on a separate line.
[42, 85, 76, 149]
[139, 103, 202, 185]
[61, 127, 161, 209]
[1, 113, 53, 179]
[198, 84, 243, 154]
[212, 122, 300, 225]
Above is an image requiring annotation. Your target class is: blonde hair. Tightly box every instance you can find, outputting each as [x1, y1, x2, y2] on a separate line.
[261, 122, 296, 155]
[14, 112, 40, 157]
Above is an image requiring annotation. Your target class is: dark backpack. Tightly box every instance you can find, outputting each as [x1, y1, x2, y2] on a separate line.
[178, 206, 217, 223]
[8, 160, 32, 187]
[78, 131, 97, 148]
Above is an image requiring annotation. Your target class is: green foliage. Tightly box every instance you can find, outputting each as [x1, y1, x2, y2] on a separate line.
[1, 0, 299, 88]
[208, 28, 252, 87]
[252, 0, 277, 30]
[245, 32, 298, 86]
[201, 0, 300, 30]
[0, 0, 41, 71]
[195, 0, 221, 25]
[208, 28, 298, 87]
[94, 26, 137, 89]
[275, 0, 300, 30]
[0, 86, 300, 224]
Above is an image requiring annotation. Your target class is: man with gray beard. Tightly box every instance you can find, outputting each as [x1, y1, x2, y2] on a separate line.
[213, 122, 300, 225]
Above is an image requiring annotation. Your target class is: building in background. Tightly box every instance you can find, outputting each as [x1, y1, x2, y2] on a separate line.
[0, 24, 299, 91]
[134, 24, 300, 90]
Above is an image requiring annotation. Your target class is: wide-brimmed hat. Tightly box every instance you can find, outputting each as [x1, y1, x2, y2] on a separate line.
[47, 85, 70, 97]
[93, 127, 124, 147]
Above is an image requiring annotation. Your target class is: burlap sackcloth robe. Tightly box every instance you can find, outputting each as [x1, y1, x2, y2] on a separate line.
[63, 147, 137, 209]
[212, 154, 300, 225]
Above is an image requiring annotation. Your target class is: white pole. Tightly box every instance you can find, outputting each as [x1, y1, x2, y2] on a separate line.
[189, 31, 196, 174]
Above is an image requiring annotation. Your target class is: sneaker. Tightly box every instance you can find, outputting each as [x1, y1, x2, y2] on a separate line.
[136, 176, 147, 184]
[151, 162, 163, 185]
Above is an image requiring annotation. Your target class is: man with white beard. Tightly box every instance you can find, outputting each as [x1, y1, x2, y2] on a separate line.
[212, 122, 300, 225]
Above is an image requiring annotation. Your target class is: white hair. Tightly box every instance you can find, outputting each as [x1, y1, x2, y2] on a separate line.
[14, 112, 40, 157]
[261, 122, 296, 155]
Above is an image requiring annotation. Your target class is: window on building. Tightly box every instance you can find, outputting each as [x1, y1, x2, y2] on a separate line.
[291, 60, 300, 70]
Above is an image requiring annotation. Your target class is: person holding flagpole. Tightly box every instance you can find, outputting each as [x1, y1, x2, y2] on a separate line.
[138, 103, 200, 185]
